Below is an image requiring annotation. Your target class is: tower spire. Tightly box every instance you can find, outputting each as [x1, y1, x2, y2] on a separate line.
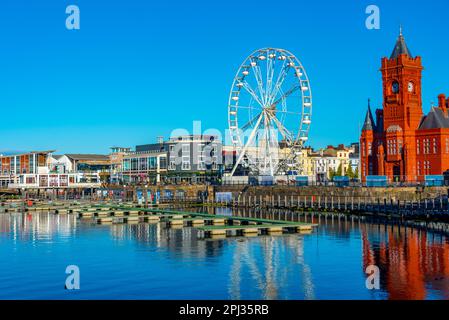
[362, 99, 375, 131]
[390, 26, 413, 59]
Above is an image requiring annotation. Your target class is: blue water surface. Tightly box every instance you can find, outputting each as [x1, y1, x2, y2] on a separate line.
[0, 211, 448, 300]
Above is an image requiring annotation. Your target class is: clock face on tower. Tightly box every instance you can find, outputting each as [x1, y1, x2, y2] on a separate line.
[392, 81, 399, 94]
[408, 82, 414, 93]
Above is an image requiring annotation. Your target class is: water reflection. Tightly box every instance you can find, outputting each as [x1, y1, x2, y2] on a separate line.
[228, 236, 315, 300]
[0, 209, 448, 299]
[0, 212, 77, 243]
[361, 224, 449, 300]
[110, 222, 226, 260]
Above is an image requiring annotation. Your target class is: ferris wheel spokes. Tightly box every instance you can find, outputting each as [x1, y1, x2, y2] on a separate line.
[240, 80, 264, 107]
[228, 48, 312, 177]
[229, 112, 265, 177]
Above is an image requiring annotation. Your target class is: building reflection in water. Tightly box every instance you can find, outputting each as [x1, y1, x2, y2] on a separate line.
[228, 236, 315, 300]
[362, 224, 449, 300]
[110, 222, 226, 261]
[202, 206, 449, 299]
[0, 211, 77, 244]
[1, 209, 448, 299]
[108, 212, 315, 300]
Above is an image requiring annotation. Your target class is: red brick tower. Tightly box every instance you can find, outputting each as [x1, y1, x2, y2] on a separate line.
[380, 28, 423, 181]
[360, 28, 449, 183]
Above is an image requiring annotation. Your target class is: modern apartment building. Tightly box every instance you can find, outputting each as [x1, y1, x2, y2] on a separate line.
[121, 135, 222, 184]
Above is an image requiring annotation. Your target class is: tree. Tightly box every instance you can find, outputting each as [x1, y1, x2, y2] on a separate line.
[354, 167, 359, 179]
[328, 168, 335, 180]
[346, 165, 354, 178]
[336, 164, 343, 177]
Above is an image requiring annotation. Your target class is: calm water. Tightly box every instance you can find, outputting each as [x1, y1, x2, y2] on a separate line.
[0, 208, 448, 300]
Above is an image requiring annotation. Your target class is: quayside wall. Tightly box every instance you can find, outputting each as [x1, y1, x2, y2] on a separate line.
[214, 185, 449, 202]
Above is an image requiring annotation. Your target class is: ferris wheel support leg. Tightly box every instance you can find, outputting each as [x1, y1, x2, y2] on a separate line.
[230, 112, 265, 177]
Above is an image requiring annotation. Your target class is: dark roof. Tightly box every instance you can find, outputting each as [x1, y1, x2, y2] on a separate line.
[65, 154, 109, 161]
[52, 155, 64, 160]
[362, 103, 375, 131]
[376, 113, 384, 133]
[390, 29, 412, 59]
[418, 107, 449, 130]
[136, 144, 168, 153]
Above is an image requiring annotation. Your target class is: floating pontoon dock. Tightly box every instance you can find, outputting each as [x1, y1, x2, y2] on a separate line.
[0, 202, 318, 239]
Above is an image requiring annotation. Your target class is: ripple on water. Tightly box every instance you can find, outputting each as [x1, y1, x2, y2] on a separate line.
[0, 210, 448, 299]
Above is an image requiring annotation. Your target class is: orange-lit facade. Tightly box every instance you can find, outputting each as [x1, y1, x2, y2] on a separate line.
[362, 225, 449, 300]
[360, 31, 449, 182]
[0, 151, 51, 187]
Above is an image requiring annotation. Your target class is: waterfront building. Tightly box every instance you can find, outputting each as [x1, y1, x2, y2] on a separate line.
[0, 151, 54, 188]
[0, 151, 102, 189]
[297, 147, 315, 177]
[222, 143, 357, 183]
[348, 142, 360, 175]
[109, 147, 132, 184]
[360, 29, 449, 183]
[50, 153, 111, 183]
[121, 145, 168, 185]
[121, 135, 222, 185]
[222, 145, 286, 177]
[308, 144, 354, 182]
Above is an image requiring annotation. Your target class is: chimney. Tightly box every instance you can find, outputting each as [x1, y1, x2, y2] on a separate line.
[438, 94, 447, 116]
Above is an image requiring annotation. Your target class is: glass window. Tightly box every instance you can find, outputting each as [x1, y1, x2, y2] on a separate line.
[123, 159, 130, 171]
[159, 157, 167, 169]
[131, 158, 138, 171]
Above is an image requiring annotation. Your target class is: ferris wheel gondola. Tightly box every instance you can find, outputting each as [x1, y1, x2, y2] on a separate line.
[227, 48, 313, 176]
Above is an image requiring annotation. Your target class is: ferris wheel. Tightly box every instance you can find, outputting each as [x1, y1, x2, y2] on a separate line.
[228, 48, 312, 176]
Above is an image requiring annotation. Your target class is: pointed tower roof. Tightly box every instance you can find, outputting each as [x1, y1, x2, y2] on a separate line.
[362, 99, 375, 131]
[390, 26, 413, 59]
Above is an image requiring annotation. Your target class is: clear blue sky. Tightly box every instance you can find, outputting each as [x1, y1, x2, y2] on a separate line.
[0, 0, 448, 154]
